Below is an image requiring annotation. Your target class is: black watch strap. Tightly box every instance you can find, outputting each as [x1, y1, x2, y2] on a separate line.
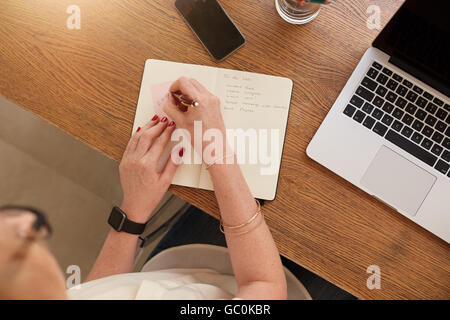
[108, 206, 146, 235]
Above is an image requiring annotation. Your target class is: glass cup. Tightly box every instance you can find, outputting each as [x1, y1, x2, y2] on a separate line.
[275, 0, 321, 24]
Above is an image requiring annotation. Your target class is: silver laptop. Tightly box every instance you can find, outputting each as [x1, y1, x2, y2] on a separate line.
[307, 0, 450, 243]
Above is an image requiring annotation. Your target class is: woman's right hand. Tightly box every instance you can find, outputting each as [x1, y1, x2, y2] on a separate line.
[163, 77, 226, 146]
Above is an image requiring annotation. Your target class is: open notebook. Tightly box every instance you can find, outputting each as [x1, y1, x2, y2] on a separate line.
[134, 59, 292, 200]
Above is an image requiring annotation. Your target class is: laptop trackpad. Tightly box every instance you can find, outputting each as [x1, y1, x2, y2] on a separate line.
[360, 146, 436, 216]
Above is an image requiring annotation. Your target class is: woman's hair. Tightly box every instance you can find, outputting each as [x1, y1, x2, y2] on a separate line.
[0, 205, 45, 215]
[0, 205, 52, 237]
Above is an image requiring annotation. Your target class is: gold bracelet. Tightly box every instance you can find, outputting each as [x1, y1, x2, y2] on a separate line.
[220, 211, 264, 236]
[206, 154, 235, 170]
[220, 199, 261, 230]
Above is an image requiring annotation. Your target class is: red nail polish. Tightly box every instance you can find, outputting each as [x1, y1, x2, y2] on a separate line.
[179, 148, 184, 157]
[151, 115, 158, 121]
[137, 127, 141, 132]
[161, 117, 168, 123]
[168, 121, 175, 127]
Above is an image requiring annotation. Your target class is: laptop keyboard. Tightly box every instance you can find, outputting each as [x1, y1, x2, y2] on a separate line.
[343, 61, 450, 178]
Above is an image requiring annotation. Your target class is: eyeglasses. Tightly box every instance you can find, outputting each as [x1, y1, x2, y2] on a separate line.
[0, 205, 52, 244]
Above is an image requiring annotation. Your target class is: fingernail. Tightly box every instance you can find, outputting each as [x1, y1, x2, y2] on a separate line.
[161, 117, 168, 123]
[137, 127, 141, 132]
[168, 121, 175, 127]
[151, 115, 158, 121]
[179, 148, 184, 157]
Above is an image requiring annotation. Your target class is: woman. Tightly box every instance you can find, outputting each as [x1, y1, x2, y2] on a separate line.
[0, 77, 287, 300]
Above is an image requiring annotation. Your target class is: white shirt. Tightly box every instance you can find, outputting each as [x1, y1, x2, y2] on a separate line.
[67, 268, 238, 300]
[67, 244, 310, 300]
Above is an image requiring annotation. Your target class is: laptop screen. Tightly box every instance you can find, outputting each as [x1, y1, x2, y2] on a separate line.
[373, 0, 450, 97]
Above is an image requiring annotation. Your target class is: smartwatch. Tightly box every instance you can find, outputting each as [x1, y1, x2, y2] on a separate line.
[108, 206, 146, 235]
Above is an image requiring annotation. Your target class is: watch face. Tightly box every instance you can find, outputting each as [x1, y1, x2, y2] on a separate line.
[108, 208, 126, 231]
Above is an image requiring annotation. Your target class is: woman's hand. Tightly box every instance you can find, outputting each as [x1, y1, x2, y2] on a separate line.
[163, 77, 226, 149]
[119, 116, 183, 223]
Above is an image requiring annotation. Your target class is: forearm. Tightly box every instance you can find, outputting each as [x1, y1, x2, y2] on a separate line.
[86, 114, 181, 283]
[85, 230, 139, 282]
[209, 158, 287, 299]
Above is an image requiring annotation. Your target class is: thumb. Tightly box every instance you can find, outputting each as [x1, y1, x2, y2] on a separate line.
[160, 147, 184, 183]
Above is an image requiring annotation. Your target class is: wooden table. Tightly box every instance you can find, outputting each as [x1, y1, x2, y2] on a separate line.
[1, 0, 449, 299]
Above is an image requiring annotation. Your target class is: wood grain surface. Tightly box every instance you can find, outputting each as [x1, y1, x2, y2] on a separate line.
[1, 0, 449, 299]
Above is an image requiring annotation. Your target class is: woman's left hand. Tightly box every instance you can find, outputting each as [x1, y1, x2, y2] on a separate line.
[119, 116, 184, 224]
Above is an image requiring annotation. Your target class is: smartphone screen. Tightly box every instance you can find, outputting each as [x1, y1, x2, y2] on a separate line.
[175, 0, 245, 61]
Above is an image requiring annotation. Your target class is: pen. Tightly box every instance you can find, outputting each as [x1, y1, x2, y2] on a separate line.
[171, 91, 199, 111]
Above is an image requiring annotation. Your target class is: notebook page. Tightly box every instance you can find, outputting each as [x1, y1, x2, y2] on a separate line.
[198, 69, 293, 200]
[134, 59, 218, 188]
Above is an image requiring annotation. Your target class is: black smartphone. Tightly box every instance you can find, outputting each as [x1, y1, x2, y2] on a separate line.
[175, 0, 246, 61]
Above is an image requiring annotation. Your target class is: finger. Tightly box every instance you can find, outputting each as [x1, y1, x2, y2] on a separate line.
[123, 126, 143, 158]
[135, 117, 169, 157]
[125, 115, 160, 156]
[160, 147, 184, 185]
[163, 96, 185, 121]
[169, 77, 200, 100]
[143, 114, 161, 130]
[144, 120, 176, 163]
